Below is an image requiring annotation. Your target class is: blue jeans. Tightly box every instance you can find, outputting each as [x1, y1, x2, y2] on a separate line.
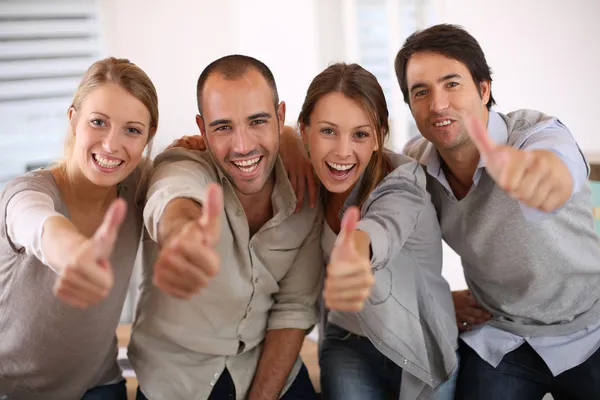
[81, 380, 127, 400]
[319, 323, 457, 400]
[455, 339, 600, 400]
[137, 363, 317, 399]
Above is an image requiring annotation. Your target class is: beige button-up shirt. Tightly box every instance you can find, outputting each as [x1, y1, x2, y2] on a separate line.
[128, 148, 323, 400]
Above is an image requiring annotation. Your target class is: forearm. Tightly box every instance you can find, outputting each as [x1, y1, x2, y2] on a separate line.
[42, 216, 87, 274]
[248, 328, 306, 400]
[157, 197, 203, 246]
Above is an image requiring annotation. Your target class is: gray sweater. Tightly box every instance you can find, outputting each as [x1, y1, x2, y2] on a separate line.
[0, 170, 143, 400]
[405, 109, 600, 338]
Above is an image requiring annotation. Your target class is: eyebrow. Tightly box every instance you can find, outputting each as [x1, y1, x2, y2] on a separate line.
[209, 112, 272, 127]
[248, 112, 271, 121]
[409, 73, 463, 93]
[90, 111, 146, 127]
[317, 120, 371, 129]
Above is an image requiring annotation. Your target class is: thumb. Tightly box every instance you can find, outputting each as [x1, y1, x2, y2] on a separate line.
[93, 198, 127, 259]
[199, 183, 224, 242]
[335, 206, 360, 250]
[466, 113, 497, 157]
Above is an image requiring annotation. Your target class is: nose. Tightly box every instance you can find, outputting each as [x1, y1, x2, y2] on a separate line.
[335, 135, 352, 158]
[429, 88, 450, 114]
[231, 126, 255, 155]
[102, 129, 119, 152]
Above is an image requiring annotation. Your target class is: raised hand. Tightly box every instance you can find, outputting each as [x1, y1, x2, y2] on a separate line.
[53, 198, 127, 309]
[466, 114, 573, 212]
[153, 183, 224, 299]
[280, 126, 317, 212]
[323, 207, 375, 312]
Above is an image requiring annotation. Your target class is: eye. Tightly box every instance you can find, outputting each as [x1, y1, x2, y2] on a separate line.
[250, 119, 267, 126]
[126, 127, 142, 134]
[354, 131, 369, 139]
[414, 90, 428, 98]
[447, 82, 459, 88]
[90, 118, 106, 127]
[215, 125, 232, 132]
[320, 128, 335, 135]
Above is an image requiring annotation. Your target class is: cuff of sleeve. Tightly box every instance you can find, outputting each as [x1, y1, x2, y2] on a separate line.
[356, 218, 389, 271]
[267, 309, 316, 331]
[144, 186, 207, 242]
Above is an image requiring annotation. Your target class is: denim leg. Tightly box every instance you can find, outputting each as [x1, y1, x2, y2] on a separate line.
[455, 340, 551, 400]
[551, 343, 600, 400]
[319, 323, 402, 400]
[430, 351, 460, 400]
[81, 380, 128, 400]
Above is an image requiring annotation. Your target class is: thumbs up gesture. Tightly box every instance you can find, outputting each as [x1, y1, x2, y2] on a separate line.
[467, 114, 573, 212]
[323, 207, 375, 312]
[153, 183, 224, 299]
[53, 198, 127, 309]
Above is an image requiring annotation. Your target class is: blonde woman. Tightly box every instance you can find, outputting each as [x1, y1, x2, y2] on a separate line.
[0, 57, 158, 400]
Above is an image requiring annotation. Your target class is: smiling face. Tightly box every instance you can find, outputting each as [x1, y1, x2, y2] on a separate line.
[406, 51, 490, 152]
[302, 92, 379, 195]
[196, 68, 285, 197]
[69, 82, 151, 187]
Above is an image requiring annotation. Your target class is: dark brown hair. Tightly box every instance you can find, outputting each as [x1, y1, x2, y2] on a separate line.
[395, 24, 496, 109]
[196, 54, 279, 115]
[298, 63, 391, 207]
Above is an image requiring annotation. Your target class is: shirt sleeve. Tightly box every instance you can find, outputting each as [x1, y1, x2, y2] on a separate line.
[355, 168, 428, 271]
[6, 190, 62, 270]
[143, 150, 215, 241]
[267, 211, 324, 331]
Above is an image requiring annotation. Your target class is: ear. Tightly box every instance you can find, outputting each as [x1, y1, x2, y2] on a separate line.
[277, 101, 286, 128]
[196, 114, 206, 137]
[299, 122, 309, 147]
[479, 80, 491, 107]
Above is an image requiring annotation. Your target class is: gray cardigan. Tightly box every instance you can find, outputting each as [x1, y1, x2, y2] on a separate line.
[336, 150, 459, 400]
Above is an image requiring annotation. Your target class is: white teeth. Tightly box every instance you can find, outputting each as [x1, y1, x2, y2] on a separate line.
[326, 161, 354, 171]
[233, 157, 260, 167]
[434, 120, 452, 127]
[93, 154, 123, 168]
[233, 157, 261, 173]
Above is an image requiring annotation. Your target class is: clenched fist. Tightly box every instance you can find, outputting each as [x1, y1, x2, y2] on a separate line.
[323, 207, 375, 312]
[54, 198, 127, 309]
[153, 183, 224, 299]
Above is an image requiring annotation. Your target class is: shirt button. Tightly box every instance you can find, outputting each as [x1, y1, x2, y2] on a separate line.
[236, 208, 242, 216]
[248, 306, 252, 312]
[377, 341, 382, 346]
[210, 380, 215, 386]
[214, 373, 219, 378]
[403, 359, 407, 365]
[254, 277, 259, 284]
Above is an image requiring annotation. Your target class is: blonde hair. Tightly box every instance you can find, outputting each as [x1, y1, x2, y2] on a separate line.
[61, 57, 159, 202]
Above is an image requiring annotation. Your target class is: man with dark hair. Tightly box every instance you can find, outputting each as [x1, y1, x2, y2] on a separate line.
[400, 24, 600, 399]
[129, 54, 324, 400]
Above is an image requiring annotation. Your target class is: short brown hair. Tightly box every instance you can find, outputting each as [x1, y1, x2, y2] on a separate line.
[298, 63, 391, 207]
[395, 24, 496, 109]
[196, 54, 279, 115]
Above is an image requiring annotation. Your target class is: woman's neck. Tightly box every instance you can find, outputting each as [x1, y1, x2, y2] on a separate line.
[51, 165, 117, 212]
